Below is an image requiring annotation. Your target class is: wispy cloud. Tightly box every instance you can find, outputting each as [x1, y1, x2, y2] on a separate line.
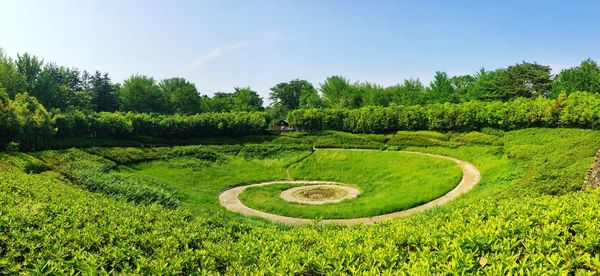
[186, 41, 249, 71]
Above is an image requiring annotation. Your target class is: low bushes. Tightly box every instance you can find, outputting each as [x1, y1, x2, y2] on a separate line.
[2, 128, 600, 273]
[34, 149, 179, 208]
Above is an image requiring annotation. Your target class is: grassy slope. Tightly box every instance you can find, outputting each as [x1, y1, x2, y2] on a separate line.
[239, 150, 462, 219]
[1, 128, 600, 274]
[125, 150, 311, 216]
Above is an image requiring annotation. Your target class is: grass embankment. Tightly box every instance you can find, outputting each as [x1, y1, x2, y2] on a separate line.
[239, 150, 462, 219]
[126, 147, 311, 216]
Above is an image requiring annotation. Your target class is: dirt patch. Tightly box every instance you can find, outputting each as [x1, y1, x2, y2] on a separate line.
[281, 184, 360, 205]
[298, 188, 340, 199]
[584, 150, 600, 189]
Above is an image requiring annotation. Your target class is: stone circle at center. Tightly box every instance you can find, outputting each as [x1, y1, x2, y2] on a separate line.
[280, 184, 360, 205]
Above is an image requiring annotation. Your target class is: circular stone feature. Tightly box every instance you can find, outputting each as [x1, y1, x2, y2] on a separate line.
[280, 184, 360, 205]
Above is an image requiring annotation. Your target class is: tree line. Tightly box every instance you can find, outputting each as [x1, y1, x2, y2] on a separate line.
[2, 49, 600, 116]
[1, 48, 600, 150]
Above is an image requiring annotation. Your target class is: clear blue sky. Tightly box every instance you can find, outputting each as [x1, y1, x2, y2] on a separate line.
[1, 0, 599, 101]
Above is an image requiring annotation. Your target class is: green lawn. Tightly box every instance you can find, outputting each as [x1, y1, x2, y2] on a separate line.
[125, 150, 311, 216]
[238, 149, 463, 219]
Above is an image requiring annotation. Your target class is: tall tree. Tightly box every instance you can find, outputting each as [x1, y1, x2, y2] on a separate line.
[551, 59, 600, 97]
[505, 62, 552, 98]
[360, 82, 392, 106]
[427, 71, 456, 103]
[320, 76, 361, 108]
[15, 53, 43, 93]
[450, 74, 476, 102]
[232, 87, 263, 111]
[466, 68, 510, 101]
[389, 79, 426, 106]
[0, 49, 26, 98]
[205, 92, 234, 112]
[159, 77, 201, 114]
[90, 71, 119, 112]
[269, 79, 319, 110]
[118, 75, 170, 113]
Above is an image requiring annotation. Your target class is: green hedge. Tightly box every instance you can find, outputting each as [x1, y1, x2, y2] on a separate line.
[54, 111, 269, 139]
[288, 92, 600, 133]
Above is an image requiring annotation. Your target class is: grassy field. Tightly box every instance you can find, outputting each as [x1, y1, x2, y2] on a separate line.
[238, 149, 462, 219]
[1, 128, 600, 274]
[125, 149, 311, 216]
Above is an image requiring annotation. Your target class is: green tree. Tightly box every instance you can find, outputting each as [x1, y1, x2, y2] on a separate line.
[551, 59, 600, 97]
[505, 62, 552, 98]
[232, 87, 263, 111]
[0, 88, 18, 147]
[90, 71, 119, 112]
[118, 75, 170, 113]
[15, 53, 43, 93]
[205, 92, 234, 112]
[11, 92, 54, 150]
[359, 82, 392, 107]
[320, 76, 361, 108]
[426, 71, 456, 103]
[389, 79, 426, 106]
[269, 79, 319, 110]
[0, 49, 26, 98]
[450, 75, 476, 102]
[159, 77, 201, 114]
[466, 68, 510, 101]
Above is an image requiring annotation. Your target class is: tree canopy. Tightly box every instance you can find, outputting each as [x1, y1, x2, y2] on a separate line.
[1, 49, 600, 118]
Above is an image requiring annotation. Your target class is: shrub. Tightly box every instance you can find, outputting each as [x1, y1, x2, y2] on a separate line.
[288, 92, 600, 133]
[34, 149, 178, 207]
[451, 132, 503, 146]
[387, 131, 449, 147]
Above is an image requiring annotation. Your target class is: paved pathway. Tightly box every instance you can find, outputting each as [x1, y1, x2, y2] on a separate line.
[218, 149, 480, 226]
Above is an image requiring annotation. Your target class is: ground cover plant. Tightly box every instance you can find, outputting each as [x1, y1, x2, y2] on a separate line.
[0, 128, 599, 274]
[238, 149, 462, 219]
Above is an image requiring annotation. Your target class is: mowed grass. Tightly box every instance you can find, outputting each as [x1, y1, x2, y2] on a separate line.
[238, 149, 463, 219]
[125, 150, 311, 216]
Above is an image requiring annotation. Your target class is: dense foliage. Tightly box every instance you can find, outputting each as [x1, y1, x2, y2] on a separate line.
[2, 49, 600, 151]
[0, 129, 599, 274]
[2, 49, 600, 117]
[288, 92, 600, 133]
[54, 111, 268, 139]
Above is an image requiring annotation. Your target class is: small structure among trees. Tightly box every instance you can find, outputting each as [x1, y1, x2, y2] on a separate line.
[273, 119, 292, 131]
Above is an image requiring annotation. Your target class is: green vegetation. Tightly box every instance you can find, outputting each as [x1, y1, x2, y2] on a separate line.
[288, 92, 600, 132]
[3, 29, 600, 274]
[1, 128, 599, 273]
[2, 49, 600, 151]
[125, 144, 310, 216]
[239, 150, 462, 219]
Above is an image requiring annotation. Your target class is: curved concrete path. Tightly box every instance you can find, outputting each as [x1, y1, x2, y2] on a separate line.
[219, 150, 480, 226]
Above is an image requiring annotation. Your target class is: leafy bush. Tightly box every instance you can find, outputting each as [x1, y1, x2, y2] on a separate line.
[451, 131, 503, 146]
[85, 147, 172, 164]
[34, 149, 178, 207]
[53, 111, 268, 140]
[288, 92, 600, 133]
[387, 131, 449, 147]
[0, 152, 48, 173]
